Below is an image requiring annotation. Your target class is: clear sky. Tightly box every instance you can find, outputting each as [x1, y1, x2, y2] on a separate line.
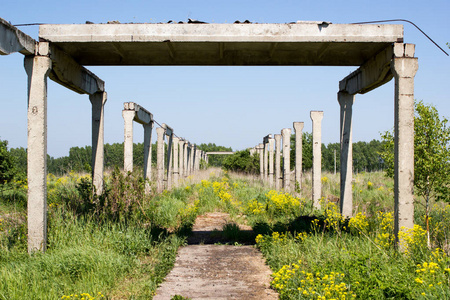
[1, 0, 449, 158]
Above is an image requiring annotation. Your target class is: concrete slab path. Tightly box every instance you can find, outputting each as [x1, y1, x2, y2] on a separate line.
[153, 212, 278, 300]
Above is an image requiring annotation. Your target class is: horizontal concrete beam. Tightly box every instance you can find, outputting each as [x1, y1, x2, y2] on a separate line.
[42, 43, 105, 95]
[123, 102, 153, 125]
[0, 17, 35, 55]
[339, 44, 394, 95]
[162, 123, 173, 136]
[206, 151, 234, 155]
[263, 134, 272, 144]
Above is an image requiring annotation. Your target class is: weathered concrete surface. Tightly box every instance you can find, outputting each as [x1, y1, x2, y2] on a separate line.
[0, 17, 35, 55]
[338, 92, 354, 217]
[392, 43, 418, 242]
[293, 122, 304, 191]
[156, 127, 165, 193]
[24, 55, 52, 253]
[263, 135, 270, 182]
[258, 143, 264, 181]
[178, 139, 184, 182]
[143, 122, 153, 193]
[274, 134, 282, 190]
[268, 137, 275, 188]
[311, 111, 324, 209]
[39, 23, 403, 66]
[281, 128, 291, 191]
[122, 109, 135, 172]
[90, 92, 106, 195]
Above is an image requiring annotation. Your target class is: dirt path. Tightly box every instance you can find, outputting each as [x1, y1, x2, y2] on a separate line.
[153, 212, 278, 300]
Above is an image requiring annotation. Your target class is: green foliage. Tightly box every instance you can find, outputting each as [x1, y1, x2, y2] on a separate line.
[0, 140, 16, 184]
[222, 149, 259, 173]
[197, 143, 232, 167]
[380, 101, 450, 202]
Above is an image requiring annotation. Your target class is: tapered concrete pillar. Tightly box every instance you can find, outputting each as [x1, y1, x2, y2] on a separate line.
[173, 137, 180, 186]
[311, 111, 324, 209]
[183, 142, 189, 177]
[268, 137, 275, 187]
[338, 92, 354, 217]
[122, 109, 135, 173]
[156, 127, 165, 193]
[391, 45, 418, 243]
[190, 145, 196, 175]
[166, 138, 173, 190]
[258, 143, 264, 180]
[195, 149, 201, 171]
[24, 55, 52, 253]
[293, 122, 304, 192]
[90, 91, 107, 195]
[263, 137, 269, 182]
[143, 122, 153, 194]
[178, 139, 184, 181]
[281, 128, 291, 191]
[274, 134, 282, 190]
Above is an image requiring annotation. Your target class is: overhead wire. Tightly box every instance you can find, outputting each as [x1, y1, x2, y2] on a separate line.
[351, 19, 448, 56]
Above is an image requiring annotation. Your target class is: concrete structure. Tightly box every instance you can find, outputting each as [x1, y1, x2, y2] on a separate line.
[1, 18, 417, 250]
[206, 151, 234, 155]
[122, 102, 154, 192]
[338, 93, 354, 217]
[162, 124, 174, 189]
[173, 137, 180, 187]
[293, 122, 304, 192]
[156, 127, 165, 193]
[183, 141, 189, 177]
[311, 111, 324, 209]
[274, 134, 282, 190]
[281, 128, 291, 191]
[263, 135, 271, 182]
[268, 137, 275, 188]
[258, 143, 264, 181]
[178, 139, 184, 182]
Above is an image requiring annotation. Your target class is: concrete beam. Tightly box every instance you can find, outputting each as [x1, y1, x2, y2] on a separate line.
[0, 17, 35, 55]
[339, 45, 394, 95]
[124, 102, 153, 125]
[43, 43, 105, 95]
[206, 151, 234, 155]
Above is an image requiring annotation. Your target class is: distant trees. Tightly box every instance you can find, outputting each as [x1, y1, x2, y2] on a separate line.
[222, 149, 259, 174]
[196, 143, 232, 167]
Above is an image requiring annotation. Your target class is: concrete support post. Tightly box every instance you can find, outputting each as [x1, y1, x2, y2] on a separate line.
[311, 111, 324, 209]
[281, 128, 291, 191]
[90, 92, 106, 195]
[263, 139, 269, 182]
[268, 137, 275, 187]
[338, 92, 354, 217]
[196, 149, 201, 171]
[173, 137, 179, 187]
[274, 134, 282, 190]
[391, 53, 418, 244]
[166, 135, 173, 190]
[156, 127, 165, 193]
[143, 122, 153, 194]
[190, 145, 195, 175]
[293, 122, 304, 192]
[178, 140, 184, 181]
[24, 55, 52, 253]
[258, 143, 264, 180]
[183, 142, 189, 177]
[122, 110, 135, 173]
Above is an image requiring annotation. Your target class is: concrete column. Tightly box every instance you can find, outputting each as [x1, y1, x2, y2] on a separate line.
[274, 134, 282, 190]
[268, 137, 275, 187]
[143, 122, 153, 194]
[311, 111, 324, 209]
[166, 134, 173, 190]
[190, 145, 195, 175]
[173, 137, 179, 187]
[196, 149, 201, 170]
[90, 92, 107, 195]
[183, 142, 189, 177]
[391, 53, 418, 242]
[281, 128, 291, 191]
[156, 127, 165, 193]
[122, 110, 135, 173]
[258, 143, 264, 180]
[263, 139, 269, 182]
[24, 55, 52, 253]
[293, 122, 304, 192]
[338, 92, 354, 217]
[178, 139, 184, 181]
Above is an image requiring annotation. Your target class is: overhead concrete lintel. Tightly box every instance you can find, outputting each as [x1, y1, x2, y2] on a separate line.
[123, 102, 153, 125]
[42, 42, 105, 95]
[339, 44, 395, 95]
[206, 151, 234, 155]
[162, 123, 173, 136]
[0, 17, 36, 55]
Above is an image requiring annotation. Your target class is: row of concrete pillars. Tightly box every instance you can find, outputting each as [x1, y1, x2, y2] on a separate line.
[122, 102, 208, 194]
[249, 111, 323, 209]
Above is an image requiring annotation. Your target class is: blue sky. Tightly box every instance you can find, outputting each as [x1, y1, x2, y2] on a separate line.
[1, 0, 449, 158]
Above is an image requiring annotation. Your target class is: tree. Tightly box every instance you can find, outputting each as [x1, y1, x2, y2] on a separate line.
[222, 149, 259, 174]
[380, 101, 450, 246]
[197, 143, 232, 167]
[0, 139, 16, 184]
